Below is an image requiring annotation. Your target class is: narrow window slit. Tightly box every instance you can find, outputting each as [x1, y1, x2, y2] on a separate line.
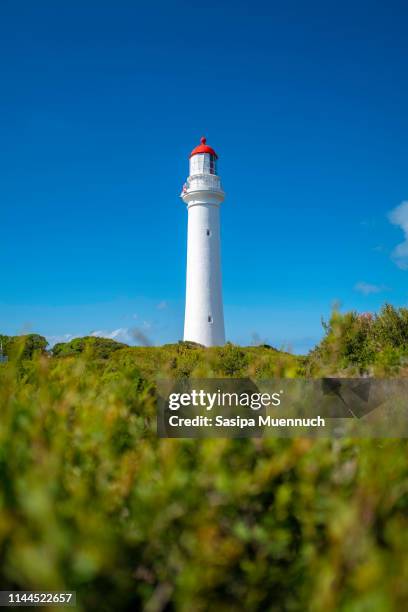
[208, 315, 213, 324]
[206, 229, 211, 236]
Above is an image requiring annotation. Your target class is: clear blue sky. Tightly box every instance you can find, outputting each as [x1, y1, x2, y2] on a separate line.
[1, 0, 408, 353]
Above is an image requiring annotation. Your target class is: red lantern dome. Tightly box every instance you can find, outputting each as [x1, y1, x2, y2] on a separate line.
[189, 136, 218, 159]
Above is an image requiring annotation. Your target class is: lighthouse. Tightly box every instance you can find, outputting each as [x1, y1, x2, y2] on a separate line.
[181, 137, 226, 346]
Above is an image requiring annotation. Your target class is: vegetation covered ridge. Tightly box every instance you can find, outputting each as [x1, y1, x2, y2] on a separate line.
[3, 304, 408, 376]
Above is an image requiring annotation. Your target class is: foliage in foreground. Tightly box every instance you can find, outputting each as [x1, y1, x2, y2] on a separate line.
[0, 307, 408, 610]
[0, 359, 406, 609]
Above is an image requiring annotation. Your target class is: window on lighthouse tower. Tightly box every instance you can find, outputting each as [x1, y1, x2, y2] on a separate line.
[209, 154, 217, 175]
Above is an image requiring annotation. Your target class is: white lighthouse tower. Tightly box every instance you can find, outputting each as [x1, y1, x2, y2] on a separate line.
[181, 137, 226, 346]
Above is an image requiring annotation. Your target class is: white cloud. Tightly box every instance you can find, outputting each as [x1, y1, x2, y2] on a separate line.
[354, 281, 387, 295]
[157, 300, 168, 310]
[90, 327, 134, 344]
[389, 201, 408, 269]
[46, 333, 76, 347]
[46, 322, 155, 350]
[90, 327, 152, 346]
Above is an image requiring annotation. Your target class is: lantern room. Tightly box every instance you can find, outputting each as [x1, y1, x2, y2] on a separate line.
[189, 137, 218, 176]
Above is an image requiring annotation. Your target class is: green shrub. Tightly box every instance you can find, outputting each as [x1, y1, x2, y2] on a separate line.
[213, 342, 249, 376]
[52, 336, 127, 359]
[308, 304, 408, 374]
[0, 333, 48, 360]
